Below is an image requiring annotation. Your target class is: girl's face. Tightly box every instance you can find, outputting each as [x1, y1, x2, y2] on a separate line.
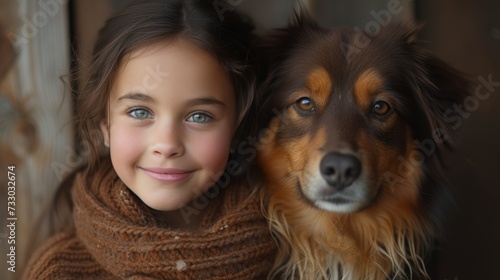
[101, 39, 236, 212]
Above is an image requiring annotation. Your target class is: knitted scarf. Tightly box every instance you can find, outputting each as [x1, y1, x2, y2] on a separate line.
[25, 159, 276, 279]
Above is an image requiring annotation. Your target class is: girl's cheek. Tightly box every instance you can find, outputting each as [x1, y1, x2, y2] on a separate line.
[110, 124, 145, 161]
[192, 130, 232, 170]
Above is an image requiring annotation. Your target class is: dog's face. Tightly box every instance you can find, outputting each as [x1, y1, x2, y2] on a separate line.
[259, 18, 468, 214]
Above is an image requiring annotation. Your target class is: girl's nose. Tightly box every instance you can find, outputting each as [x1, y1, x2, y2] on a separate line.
[151, 123, 185, 158]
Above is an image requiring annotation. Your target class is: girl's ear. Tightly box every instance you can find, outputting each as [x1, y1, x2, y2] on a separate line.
[100, 119, 110, 147]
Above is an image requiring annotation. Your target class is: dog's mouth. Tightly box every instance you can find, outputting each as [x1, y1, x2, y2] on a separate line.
[319, 194, 353, 205]
[297, 177, 374, 213]
[315, 191, 366, 213]
[313, 185, 356, 203]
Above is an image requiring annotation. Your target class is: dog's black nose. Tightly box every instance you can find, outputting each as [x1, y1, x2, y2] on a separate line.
[320, 152, 361, 190]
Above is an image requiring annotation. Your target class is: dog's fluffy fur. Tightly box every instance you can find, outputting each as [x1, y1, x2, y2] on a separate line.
[257, 12, 469, 280]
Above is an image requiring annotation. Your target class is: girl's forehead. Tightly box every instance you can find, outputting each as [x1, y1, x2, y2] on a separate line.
[109, 38, 234, 102]
[127, 39, 178, 60]
[116, 38, 222, 78]
[125, 38, 210, 64]
[117, 40, 175, 73]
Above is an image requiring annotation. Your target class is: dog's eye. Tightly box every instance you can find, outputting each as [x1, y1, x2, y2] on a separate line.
[295, 97, 314, 112]
[372, 101, 392, 116]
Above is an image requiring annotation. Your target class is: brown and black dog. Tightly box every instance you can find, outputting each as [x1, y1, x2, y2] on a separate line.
[257, 12, 469, 280]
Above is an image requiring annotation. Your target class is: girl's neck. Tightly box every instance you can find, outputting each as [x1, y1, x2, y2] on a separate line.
[156, 203, 208, 230]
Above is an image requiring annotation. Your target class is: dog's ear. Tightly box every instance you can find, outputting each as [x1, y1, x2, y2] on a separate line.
[402, 26, 471, 149]
[256, 8, 326, 128]
[374, 23, 470, 149]
[413, 57, 471, 149]
[257, 8, 324, 65]
[417, 57, 471, 147]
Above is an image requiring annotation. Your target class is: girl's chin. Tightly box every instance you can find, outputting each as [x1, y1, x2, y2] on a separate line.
[143, 200, 190, 212]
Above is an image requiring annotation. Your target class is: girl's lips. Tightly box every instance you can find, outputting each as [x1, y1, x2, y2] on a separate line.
[140, 167, 194, 183]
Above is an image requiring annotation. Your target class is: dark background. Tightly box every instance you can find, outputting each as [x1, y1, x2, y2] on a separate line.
[416, 1, 500, 279]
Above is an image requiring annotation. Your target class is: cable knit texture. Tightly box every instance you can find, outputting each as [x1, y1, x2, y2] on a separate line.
[24, 159, 276, 279]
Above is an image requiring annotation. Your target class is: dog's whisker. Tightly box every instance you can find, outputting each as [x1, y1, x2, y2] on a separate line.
[274, 168, 303, 182]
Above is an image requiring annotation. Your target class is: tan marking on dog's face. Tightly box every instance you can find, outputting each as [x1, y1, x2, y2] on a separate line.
[261, 66, 422, 213]
[381, 129, 421, 205]
[355, 130, 381, 198]
[286, 134, 312, 173]
[352, 121, 422, 211]
[298, 127, 327, 193]
[285, 67, 332, 123]
[305, 67, 332, 108]
[354, 69, 384, 110]
[258, 118, 285, 175]
[356, 126, 421, 209]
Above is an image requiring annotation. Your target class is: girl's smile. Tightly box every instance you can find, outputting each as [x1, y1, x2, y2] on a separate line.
[101, 38, 236, 214]
[139, 167, 195, 183]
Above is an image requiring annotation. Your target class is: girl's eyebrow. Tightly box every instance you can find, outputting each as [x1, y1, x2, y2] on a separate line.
[116, 92, 155, 104]
[115, 93, 226, 107]
[187, 97, 226, 107]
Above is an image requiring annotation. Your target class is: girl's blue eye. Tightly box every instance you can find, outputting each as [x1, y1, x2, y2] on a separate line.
[128, 108, 153, 120]
[187, 113, 212, 123]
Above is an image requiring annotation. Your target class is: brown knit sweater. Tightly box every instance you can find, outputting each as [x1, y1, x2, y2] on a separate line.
[23, 160, 276, 279]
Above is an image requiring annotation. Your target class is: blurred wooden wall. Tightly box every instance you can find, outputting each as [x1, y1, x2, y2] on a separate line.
[0, 1, 73, 279]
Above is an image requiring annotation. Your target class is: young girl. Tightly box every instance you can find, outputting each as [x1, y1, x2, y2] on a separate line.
[23, 0, 276, 278]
